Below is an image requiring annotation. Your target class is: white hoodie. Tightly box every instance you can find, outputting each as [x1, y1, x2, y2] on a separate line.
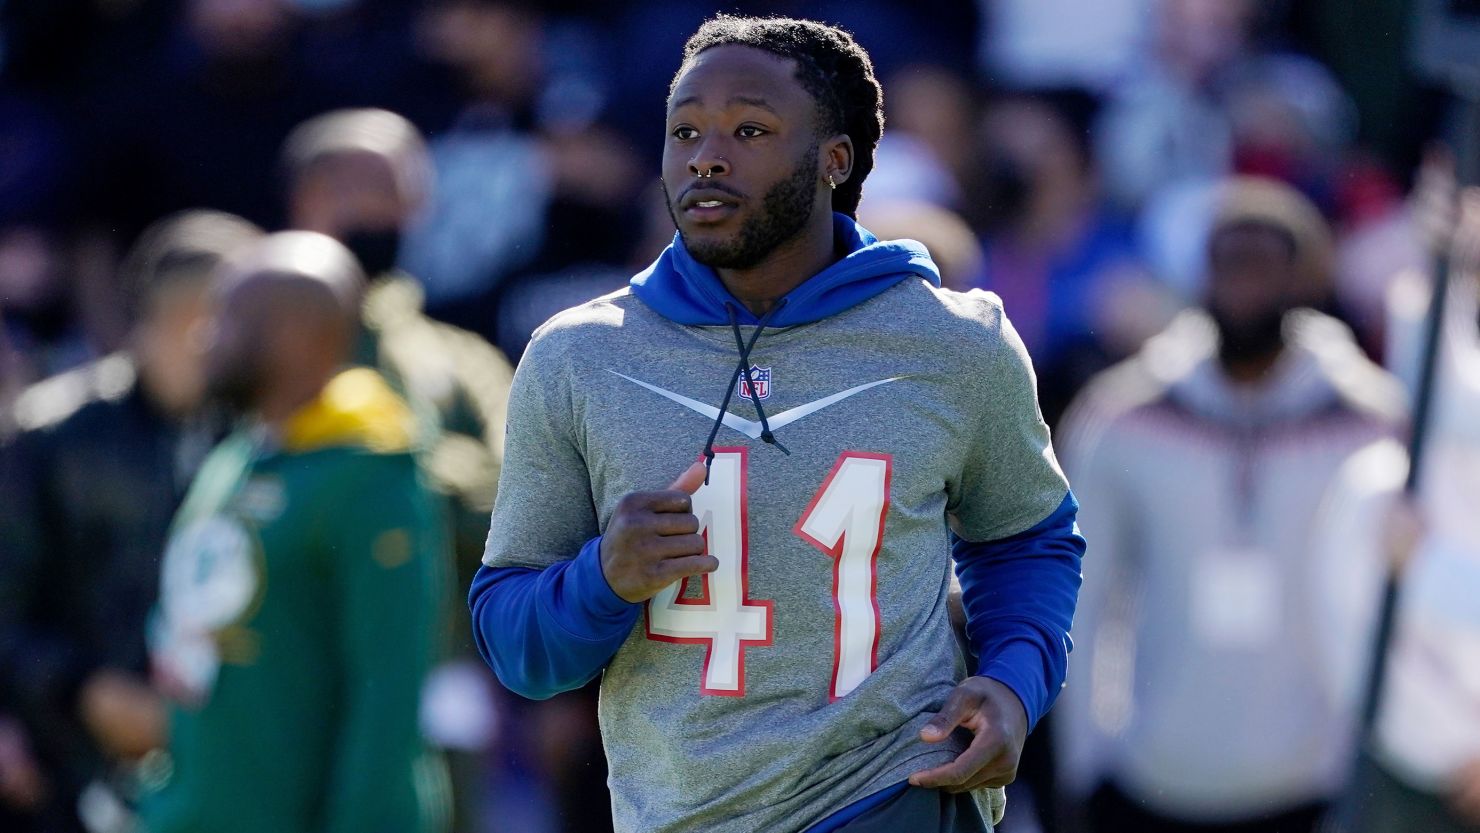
[1056, 309, 1404, 821]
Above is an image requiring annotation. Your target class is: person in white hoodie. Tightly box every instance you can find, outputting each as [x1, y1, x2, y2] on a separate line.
[1054, 177, 1405, 833]
[1311, 183, 1480, 833]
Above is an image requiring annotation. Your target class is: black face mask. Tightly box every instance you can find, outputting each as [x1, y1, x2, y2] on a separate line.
[342, 228, 402, 277]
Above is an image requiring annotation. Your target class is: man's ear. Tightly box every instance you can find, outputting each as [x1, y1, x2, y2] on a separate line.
[823, 133, 854, 186]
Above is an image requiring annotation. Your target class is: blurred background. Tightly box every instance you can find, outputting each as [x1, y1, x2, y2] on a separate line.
[1, 1, 1478, 832]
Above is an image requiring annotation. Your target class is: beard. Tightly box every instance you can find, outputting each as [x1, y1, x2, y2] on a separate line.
[1211, 305, 1290, 367]
[667, 144, 819, 270]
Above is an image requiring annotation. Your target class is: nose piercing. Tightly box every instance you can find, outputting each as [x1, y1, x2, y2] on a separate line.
[697, 168, 714, 179]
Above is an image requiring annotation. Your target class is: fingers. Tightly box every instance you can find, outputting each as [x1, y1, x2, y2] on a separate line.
[911, 682, 1019, 792]
[656, 554, 719, 584]
[908, 740, 1013, 792]
[626, 489, 693, 515]
[669, 460, 708, 495]
[649, 511, 700, 536]
[920, 688, 974, 742]
[652, 534, 706, 558]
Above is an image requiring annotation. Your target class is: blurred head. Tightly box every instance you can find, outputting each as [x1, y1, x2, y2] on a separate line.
[186, 0, 295, 61]
[1204, 177, 1332, 366]
[1155, 0, 1254, 82]
[417, 0, 544, 104]
[0, 227, 70, 337]
[973, 92, 1094, 233]
[119, 211, 264, 414]
[884, 65, 974, 178]
[205, 232, 365, 417]
[661, 16, 883, 269]
[282, 109, 432, 278]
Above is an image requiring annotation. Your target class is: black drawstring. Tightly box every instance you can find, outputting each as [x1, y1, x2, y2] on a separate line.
[701, 300, 790, 484]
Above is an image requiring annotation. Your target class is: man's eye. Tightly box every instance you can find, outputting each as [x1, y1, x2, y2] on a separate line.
[672, 126, 698, 140]
[737, 125, 767, 138]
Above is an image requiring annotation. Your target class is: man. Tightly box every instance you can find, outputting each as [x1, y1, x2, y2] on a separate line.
[1311, 184, 1480, 833]
[0, 210, 261, 832]
[139, 232, 445, 833]
[281, 107, 515, 830]
[469, 16, 1084, 833]
[281, 107, 513, 588]
[1055, 177, 1405, 833]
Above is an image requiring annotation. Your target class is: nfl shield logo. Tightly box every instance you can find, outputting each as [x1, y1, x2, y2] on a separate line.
[738, 365, 772, 401]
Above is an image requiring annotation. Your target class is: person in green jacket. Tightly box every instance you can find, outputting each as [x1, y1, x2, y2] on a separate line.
[140, 231, 446, 833]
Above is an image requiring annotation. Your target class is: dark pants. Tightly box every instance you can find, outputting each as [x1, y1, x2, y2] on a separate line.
[835, 786, 991, 832]
[1341, 753, 1480, 833]
[1089, 782, 1325, 833]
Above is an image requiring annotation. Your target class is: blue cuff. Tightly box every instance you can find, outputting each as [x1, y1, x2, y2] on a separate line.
[953, 491, 1085, 731]
[469, 536, 641, 700]
[980, 640, 1060, 728]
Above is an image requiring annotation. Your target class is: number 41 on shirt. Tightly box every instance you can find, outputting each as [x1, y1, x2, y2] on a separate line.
[645, 448, 892, 700]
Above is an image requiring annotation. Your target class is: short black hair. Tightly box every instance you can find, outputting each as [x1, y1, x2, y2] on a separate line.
[674, 15, 884, 219]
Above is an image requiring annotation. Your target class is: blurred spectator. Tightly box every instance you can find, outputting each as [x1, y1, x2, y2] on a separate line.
[81, 0, 334, 235]
[0, 715, 49, 829]
[977, 0, 1151, 91]
[282, 106, 514, 832]
[1095, 0, 1253, 210]
[969, 90, 1166, 424]
[399, 0, 554, 323]
[0, 226, 95, 394]
[281, 107, 513, 575]
[859, 199, 984, 292]
[141, 231, 447, 833]
[1312, 185, 1480, 833]
[1056, 177, 1404, 833]
[0, 210, 262, 833]
[868, 65, 973, 208]
[492, 181, 670, 362]
[1331, 148, 1459, 359]
[1222, 54, 1357, 210]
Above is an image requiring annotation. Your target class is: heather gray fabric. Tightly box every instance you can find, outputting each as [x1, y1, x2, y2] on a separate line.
[483, 278, 1068, 833]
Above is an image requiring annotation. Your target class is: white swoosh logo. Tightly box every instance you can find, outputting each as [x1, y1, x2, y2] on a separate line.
[607, 371, 904, 440]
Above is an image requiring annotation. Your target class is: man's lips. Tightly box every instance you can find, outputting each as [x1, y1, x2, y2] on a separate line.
[678, 186, 742, 224]
[679, 185, 743, 209]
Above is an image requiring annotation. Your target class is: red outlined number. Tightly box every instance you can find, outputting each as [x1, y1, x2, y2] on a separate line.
[794, 453, 892, 700]
[645, 448, 773, 696]
[645, 449, 891, 699]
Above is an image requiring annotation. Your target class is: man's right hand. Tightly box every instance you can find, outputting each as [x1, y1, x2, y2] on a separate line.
[600, 460, 715, 603]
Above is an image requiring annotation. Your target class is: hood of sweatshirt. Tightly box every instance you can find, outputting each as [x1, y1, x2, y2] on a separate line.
[1136, 308, 1404, 427]
[627, 212, 943, 474]
[629, 213, 941, 328]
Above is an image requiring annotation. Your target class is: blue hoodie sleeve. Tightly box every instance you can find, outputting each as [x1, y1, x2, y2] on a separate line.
[953, 491, 1085, 731]
[468, 536, 641, 700]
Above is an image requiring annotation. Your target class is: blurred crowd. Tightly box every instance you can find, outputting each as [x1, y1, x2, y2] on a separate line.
[1, 1, 1478, 832]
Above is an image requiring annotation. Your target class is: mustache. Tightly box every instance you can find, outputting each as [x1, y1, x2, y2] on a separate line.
[676, 181, 746, 204]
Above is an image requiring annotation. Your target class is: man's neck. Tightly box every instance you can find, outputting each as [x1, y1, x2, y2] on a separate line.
[714, 217, 838, 318]
[1218, 348, 1284, 386]
[253, 371, 336, 434]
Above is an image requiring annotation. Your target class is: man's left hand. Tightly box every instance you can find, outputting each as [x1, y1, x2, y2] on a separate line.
[909, 676, 1027, 793]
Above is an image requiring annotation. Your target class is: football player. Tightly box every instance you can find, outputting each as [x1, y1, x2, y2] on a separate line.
[470, 16, 1084, 833]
